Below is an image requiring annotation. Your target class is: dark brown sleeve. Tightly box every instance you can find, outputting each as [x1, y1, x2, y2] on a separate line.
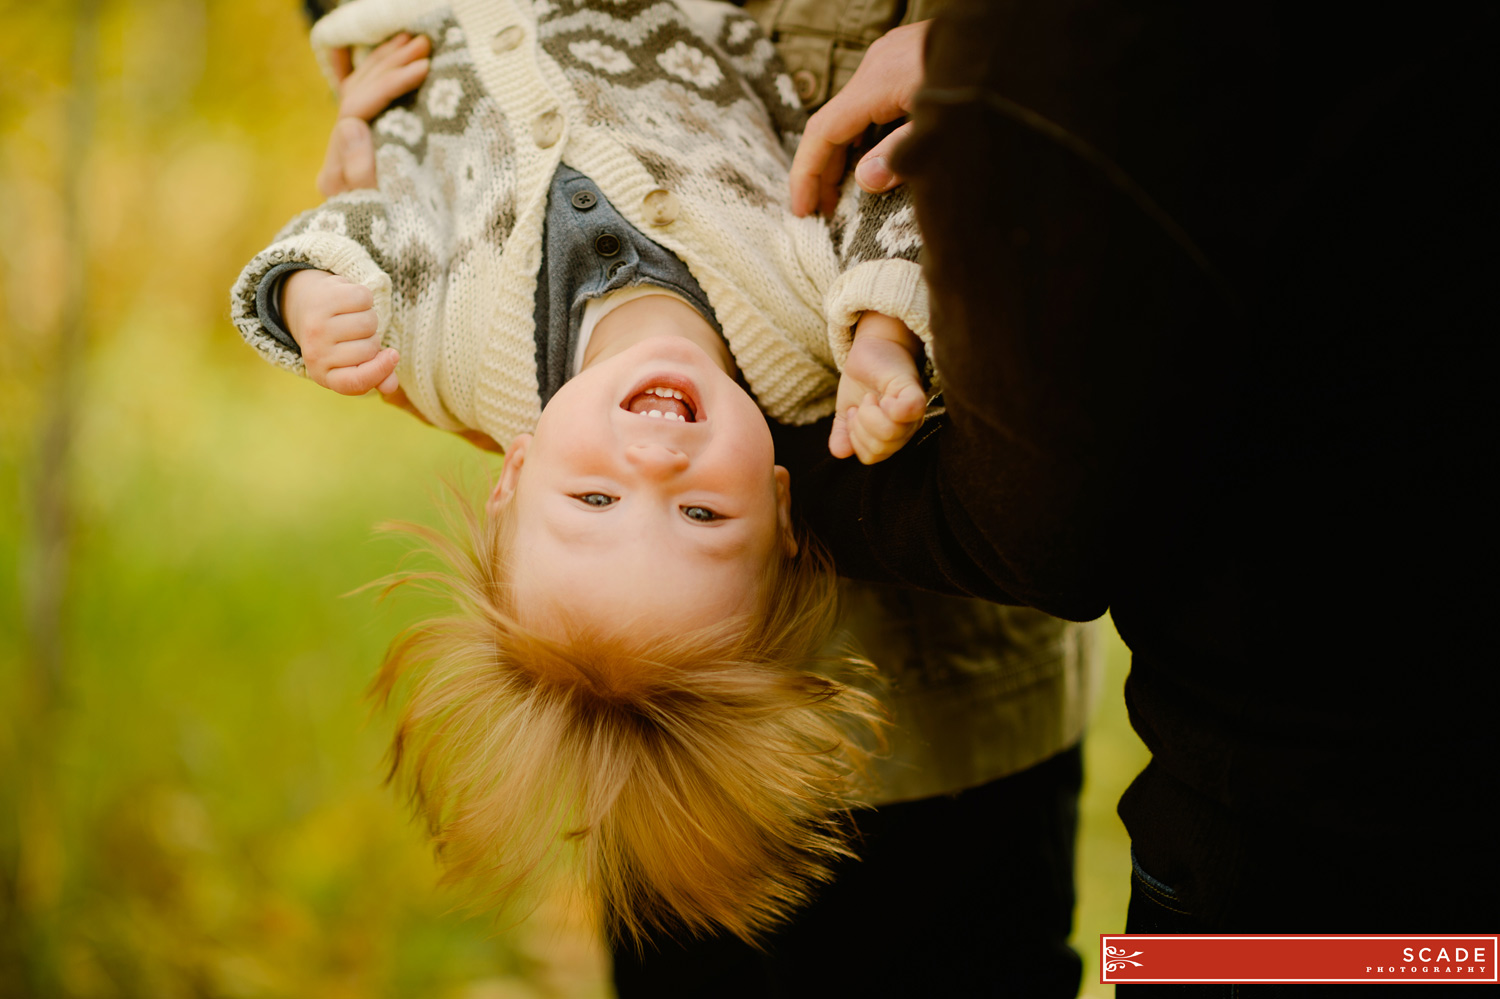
[776, 0, 1249, 623]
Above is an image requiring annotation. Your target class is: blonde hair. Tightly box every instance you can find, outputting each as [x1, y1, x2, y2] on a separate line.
[371, 489, 884, 946]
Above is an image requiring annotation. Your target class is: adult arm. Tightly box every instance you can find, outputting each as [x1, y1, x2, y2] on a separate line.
[776, 0, 1251, 621]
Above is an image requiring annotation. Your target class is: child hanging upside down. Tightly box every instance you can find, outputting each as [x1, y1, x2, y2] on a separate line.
[230, 0, 935, 944]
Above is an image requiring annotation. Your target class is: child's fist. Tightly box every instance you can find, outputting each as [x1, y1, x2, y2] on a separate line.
[281, 269, 399, 397]
[828, 312, 927, 464]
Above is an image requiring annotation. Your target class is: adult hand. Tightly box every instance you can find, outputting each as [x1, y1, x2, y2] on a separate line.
[789, 20, 929, 217]
[318, 33, 432, 197]
[335, 33, 431, 122]
[317, 118, 377, 197]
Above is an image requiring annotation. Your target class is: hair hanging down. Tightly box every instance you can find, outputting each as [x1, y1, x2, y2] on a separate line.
[370, 488, 885, 946]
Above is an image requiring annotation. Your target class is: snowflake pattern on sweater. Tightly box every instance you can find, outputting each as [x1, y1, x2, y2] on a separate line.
[230, 0, 928, 446]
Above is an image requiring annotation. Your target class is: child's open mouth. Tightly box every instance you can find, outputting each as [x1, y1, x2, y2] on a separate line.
[623, 384, 699, 422]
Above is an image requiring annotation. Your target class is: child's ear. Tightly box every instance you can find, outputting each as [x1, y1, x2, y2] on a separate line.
[487, 433, 532, 518]
[773, 465, 798, 558]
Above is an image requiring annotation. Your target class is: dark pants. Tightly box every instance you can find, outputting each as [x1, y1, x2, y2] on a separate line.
[612, 745, 1084, 999]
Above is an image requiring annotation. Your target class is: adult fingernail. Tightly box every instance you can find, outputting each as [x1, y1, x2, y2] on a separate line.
[856, 155, 894, 192]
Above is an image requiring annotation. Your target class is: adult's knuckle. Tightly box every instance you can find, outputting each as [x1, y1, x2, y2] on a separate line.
[804, 105, 838, 138]
[867, 33, 896, 63]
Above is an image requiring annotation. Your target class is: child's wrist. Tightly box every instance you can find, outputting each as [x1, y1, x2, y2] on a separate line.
[280, 268, 336, 345]
[852, 311, 922, 358]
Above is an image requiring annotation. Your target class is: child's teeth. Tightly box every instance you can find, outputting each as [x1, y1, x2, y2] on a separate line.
[627, 387, 693, 420]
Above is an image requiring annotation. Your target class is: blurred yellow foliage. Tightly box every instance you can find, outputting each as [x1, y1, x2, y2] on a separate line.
[0, 1, 608, 996]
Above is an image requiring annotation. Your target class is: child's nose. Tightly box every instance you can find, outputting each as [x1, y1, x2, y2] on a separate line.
[624, 443, 690, 478]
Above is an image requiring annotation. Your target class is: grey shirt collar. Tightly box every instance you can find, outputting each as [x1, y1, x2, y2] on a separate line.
[532, 164, 721, 408]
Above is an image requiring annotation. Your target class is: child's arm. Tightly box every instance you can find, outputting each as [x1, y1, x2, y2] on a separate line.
[819, 182, 934, 462]
[268, 34, 430, 398]
[828, 312, 926, 464]
[803, 67, 931, 463]
[236, 32, 430, 400]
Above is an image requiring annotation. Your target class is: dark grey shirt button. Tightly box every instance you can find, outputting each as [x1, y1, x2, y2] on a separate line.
[571, 190, 597, 210]
[594, 232, 621, 257]
[607, 260, 626, 279]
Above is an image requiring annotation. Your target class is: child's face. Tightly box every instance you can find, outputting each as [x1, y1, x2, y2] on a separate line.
[491, 335, 794, 642]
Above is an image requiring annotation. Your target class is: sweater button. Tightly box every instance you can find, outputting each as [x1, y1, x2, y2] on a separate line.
[792, 69, 819, 105]
[532, 110, 562, 148]
[570, 189, 598, 210]
[491, 25, 524, 53]
[641, 189, 679, 227]
[594, 232, 621, 257]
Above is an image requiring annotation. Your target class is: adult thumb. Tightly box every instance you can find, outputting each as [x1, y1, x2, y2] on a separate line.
[854, 121, 914, 194]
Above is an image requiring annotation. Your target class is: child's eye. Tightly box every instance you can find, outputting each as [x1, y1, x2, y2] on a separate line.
[574, 493, 616, 507]
[681, 506, 722, 523]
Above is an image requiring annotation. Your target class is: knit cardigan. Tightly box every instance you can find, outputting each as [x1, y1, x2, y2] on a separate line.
[229, 0, 931, 446]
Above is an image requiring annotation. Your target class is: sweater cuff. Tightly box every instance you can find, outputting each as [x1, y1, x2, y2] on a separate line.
[824, 258, 938, 389]
[230, 231, 394, 378]
[256, 261, 317, 353]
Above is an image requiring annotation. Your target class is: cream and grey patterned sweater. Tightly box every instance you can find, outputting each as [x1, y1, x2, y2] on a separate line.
[230, 0, 928, 446]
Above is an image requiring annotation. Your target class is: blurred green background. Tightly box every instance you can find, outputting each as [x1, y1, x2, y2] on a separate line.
[0, 1, 1150, 995]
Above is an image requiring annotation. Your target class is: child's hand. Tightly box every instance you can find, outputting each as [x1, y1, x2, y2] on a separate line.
[281, 269, 399, 396]
[317, 33, 431, 197]
[828, 312, 927, 464]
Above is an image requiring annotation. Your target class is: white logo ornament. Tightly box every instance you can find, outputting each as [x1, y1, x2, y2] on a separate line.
[1104, 946, 1146, 972]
